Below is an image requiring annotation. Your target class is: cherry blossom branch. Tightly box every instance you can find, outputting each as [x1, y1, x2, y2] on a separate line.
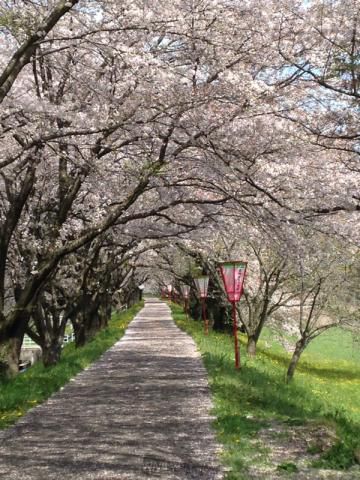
[0, 0, 79, 105]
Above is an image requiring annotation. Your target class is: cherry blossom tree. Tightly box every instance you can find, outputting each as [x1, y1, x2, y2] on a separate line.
[283, 232, 357, 382]
[237, 240, 297, 357]
[0, 0, 359, 377]
[267, 0, 360, 207]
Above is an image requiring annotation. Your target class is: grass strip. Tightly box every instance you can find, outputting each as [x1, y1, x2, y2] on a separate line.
[171, 303, 360, 479]
[0, 302, 143, 430]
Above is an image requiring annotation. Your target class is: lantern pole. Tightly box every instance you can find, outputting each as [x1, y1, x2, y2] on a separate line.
[232, 301, 240, 369]
[202, 297, 208, 335]
[218, 261, 247, 369]
[180, 284, 190, 319]
[194, 276, 210, 336]
[184, 296, 189, 319]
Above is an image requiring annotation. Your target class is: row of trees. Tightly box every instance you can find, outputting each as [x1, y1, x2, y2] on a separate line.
[149, 225, 359, 381]
[0, 0, 359, 376]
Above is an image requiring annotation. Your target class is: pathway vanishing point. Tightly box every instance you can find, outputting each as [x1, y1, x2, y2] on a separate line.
[0, 299, 224, 479]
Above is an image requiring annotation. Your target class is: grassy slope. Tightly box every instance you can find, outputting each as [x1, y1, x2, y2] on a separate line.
[171, 304, 360, 478]
[261, 325, 360, 363]
[0, 302, 143, 430]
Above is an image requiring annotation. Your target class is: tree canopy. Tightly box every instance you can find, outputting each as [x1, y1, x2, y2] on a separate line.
[0, 0, 359, 376]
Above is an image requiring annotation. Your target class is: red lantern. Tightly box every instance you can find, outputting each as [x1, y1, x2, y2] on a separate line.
[180, 284, 190, 318]
[167, 284, 173, 302]
[180, 284, 190, 298]
[194, 276, 209, 334]
[194, 276, 209, 298]
[219, 261, 247, 369]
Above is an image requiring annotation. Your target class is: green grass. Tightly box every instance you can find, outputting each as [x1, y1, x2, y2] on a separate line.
[306, 327, 360, 363]
[0, 302, 143, 430]
[261, 326, 360, 363]
[171, 304, 360, 478]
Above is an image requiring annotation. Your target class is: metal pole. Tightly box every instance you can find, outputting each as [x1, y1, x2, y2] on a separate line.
[233, 301, 240, 369]
[202, 298, 208, 335]
[185, 297, 189, 320]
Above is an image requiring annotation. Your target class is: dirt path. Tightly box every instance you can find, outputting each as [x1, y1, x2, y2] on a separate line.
[0, 299, 223, 479]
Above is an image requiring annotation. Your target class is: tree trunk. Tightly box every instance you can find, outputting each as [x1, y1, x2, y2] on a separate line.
[98, 300, 110, 329]
[42, 340, 62, 367]
[72, 309, 101, 347]
[0, 312, 28, 377]
[3, 337, 21, 377]
[86, 311, 101, 341]
[286, 338, 307, 383]
[72, 320, 87, 348]
[247, 335, 257, 357]
[208, 298, 227, 332]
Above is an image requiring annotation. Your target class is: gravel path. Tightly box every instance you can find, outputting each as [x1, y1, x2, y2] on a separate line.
[0, 299, 223, 479]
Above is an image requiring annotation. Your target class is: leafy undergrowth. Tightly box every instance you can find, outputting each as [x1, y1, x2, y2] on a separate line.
[171, 304, 360, 479]
[0, 302, 143, 430]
